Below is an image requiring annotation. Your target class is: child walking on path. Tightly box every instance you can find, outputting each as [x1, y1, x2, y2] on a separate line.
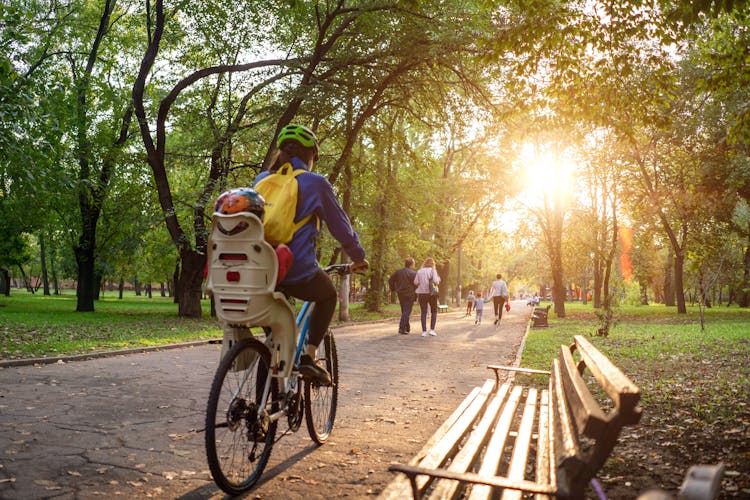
[465, 291, 475, 317]
[474, 292, 486, 325]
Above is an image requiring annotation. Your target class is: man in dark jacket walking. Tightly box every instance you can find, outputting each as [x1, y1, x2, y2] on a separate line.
[388, 258, 417, 334]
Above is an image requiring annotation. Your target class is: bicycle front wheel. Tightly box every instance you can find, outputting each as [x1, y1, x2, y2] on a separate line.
[304, 329, 339, 444]
[205, 336, 278, 496]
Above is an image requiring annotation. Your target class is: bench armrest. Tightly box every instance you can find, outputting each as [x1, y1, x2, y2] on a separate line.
[487, 364, 550, 382]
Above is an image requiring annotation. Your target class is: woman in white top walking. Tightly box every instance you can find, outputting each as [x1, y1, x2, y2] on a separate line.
[488, 273, 509, 325]
[414, 257, 441, 336]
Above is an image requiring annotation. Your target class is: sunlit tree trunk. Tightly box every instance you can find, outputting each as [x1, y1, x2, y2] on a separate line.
[39, 232, 50, 296]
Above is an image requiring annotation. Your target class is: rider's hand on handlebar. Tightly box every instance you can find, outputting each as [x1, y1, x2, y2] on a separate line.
[350, 259, 369, 274]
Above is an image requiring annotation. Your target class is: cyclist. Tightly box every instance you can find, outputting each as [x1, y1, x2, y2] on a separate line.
[254, 123, 368, 384]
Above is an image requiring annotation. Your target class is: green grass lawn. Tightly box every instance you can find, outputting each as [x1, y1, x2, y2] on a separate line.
[0, 289, 401, 360]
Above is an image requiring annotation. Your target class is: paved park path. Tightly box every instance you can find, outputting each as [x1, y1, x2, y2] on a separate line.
[0, 302, 529, 499]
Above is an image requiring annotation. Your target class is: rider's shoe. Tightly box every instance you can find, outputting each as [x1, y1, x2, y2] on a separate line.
[298, 354, 332, 385]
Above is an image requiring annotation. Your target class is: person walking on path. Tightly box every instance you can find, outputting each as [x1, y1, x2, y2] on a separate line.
[474, 291, 487, 324]
[488, 273, 509, 325]
[388, 258, 417, 334]
[414, 257, 440, 337]
[465, 290, 475, 317]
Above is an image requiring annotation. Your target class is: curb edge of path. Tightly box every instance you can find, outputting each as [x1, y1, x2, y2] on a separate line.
[0, 340, 217, 368]
[0, 312, 530, 370]
[0, 316, 399, 369]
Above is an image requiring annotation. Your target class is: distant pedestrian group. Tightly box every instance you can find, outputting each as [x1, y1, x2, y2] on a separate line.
[466, 273, 510, 326]
[388, 256, 441, 337]
[389, 260, 512, 336]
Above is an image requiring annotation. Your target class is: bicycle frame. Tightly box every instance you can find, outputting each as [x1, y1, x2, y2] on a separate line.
[258, 299, 315, 424]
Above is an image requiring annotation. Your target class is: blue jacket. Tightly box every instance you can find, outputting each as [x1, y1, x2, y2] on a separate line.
[254, 157, 366, 284]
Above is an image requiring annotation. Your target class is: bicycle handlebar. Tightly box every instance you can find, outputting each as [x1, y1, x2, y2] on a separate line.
[323, 263, 353, 276]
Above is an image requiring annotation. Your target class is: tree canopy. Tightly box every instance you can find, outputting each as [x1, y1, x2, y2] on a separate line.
[2, 0, 747, 316]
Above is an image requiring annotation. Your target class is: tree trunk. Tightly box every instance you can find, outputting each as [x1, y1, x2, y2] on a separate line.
[339, 115, 354, 320]
[176, 250, 205, 317]
[74, 240, 95, 310]
[172, 262, 180, 303]
[550, 209, 566, 318]
[639, 278, 649, 305]
[17, 264, 31, 292]
[50, 244, 59, 295]
[118, 277, 124, 299]
[39, 232, 50, 295]
[740, 228, 750, 307]
[664, 247, 675, 306]
[581, 272, 589, 305]
[674, 250, 687, 313]
[94, 271, 102, 300]
[593, 255, 602, 308]
[0, 268, 9, 296]
[365, 157, 387, 313]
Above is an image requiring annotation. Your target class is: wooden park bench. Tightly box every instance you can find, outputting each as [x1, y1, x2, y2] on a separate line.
[380, 335, 642, 499]
[437, 304, 449, 313]
[531, 304, 552, 328]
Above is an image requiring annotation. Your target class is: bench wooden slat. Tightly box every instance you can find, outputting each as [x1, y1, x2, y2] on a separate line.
[379, 379, 497, 499]
[573, 335, 640, 417]
[551, 357, 588, 493]
[545, 377, 558, 491]
[501, 387, 539, 500]
[551, 358, 580, 459]
[465, 385, 524, 500]
[429, 384, 511, 499]
[559, 344, 607, 438]
[534, 389, 552, 500]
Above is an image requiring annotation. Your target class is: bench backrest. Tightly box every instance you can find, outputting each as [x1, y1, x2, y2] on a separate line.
[549, 334, 641, 497]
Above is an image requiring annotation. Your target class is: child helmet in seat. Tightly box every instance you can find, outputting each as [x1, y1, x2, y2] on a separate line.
[213, 188, 265, 218]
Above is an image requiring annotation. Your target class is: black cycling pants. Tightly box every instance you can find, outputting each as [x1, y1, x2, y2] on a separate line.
[278, 268, 337, 348]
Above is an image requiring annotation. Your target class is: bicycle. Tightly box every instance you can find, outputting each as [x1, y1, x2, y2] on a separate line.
[203, 211, 353, 495]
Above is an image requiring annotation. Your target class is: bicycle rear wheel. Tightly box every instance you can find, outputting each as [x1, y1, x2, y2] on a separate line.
[304, 329, 339, 444]
[205, 336, 278, 495]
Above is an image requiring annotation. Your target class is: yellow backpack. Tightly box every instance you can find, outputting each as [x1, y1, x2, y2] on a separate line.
[255, 162, 314, 246]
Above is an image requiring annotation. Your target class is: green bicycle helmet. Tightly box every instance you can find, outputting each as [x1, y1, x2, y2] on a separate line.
[276, 123, 319, 153]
